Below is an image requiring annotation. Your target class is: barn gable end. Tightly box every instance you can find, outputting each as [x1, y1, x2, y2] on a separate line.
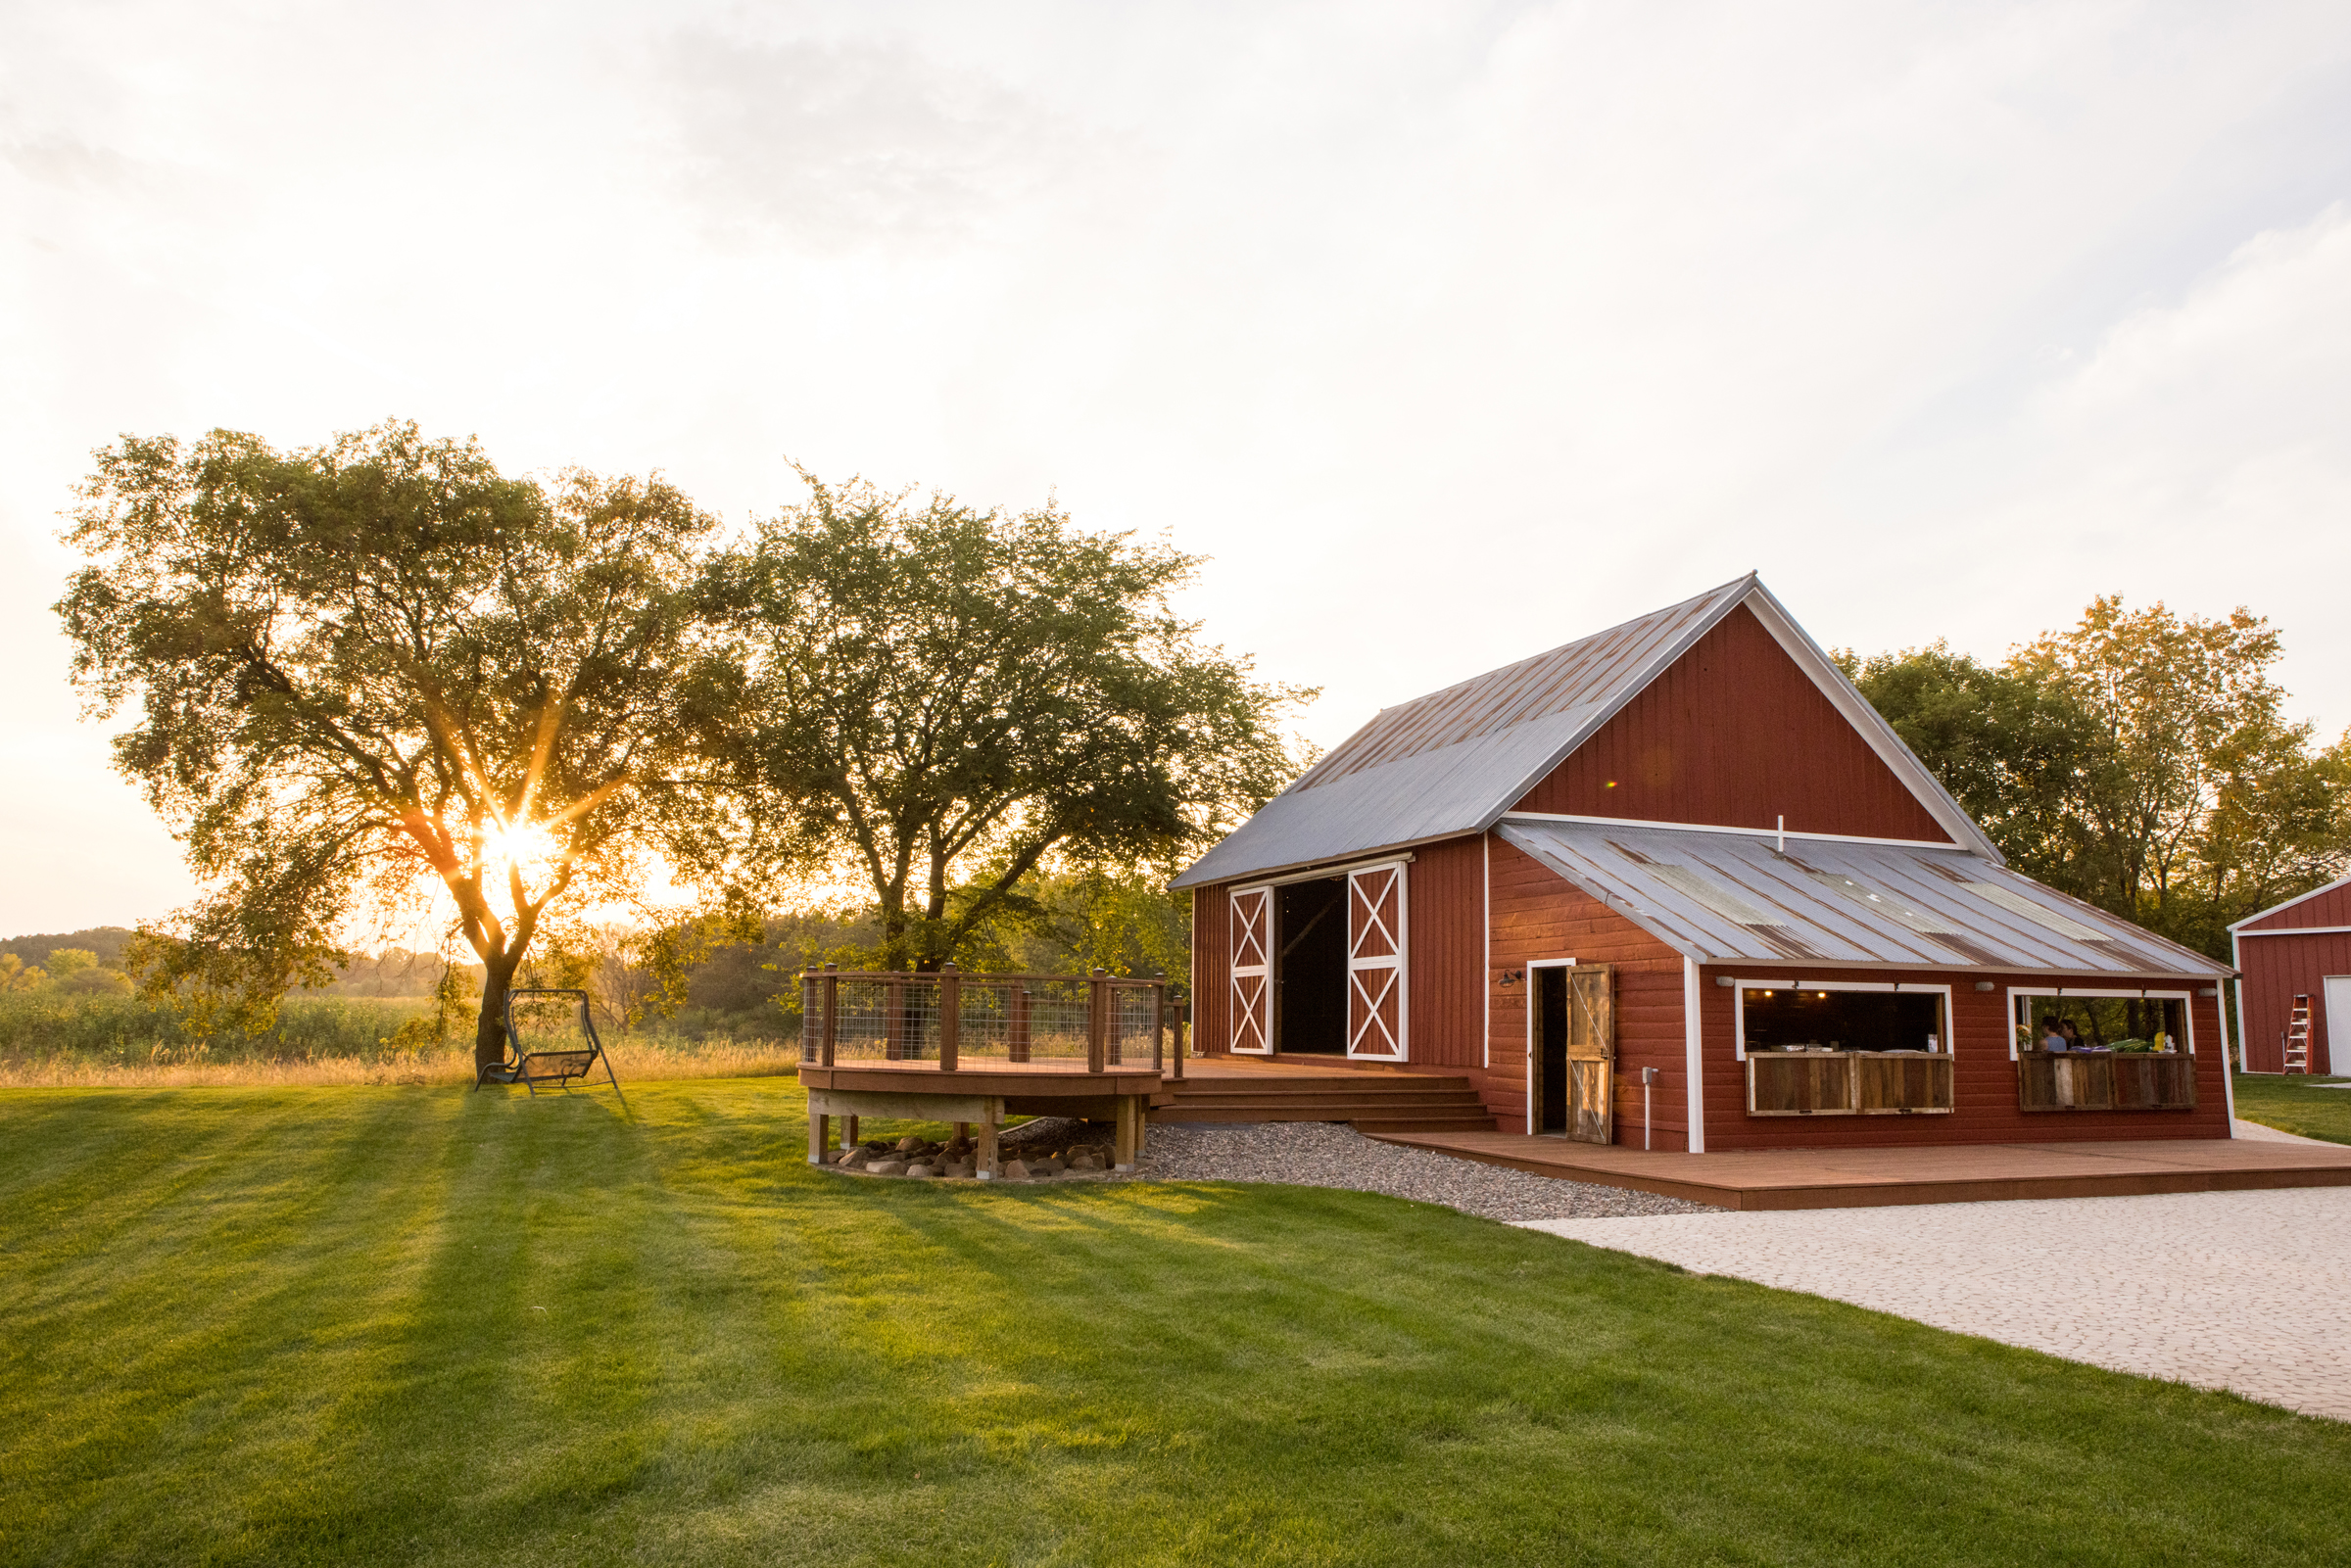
[1512, 604, 1951, 843]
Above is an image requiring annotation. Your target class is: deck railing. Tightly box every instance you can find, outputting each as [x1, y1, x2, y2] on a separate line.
[799, 965, 1180, 1075]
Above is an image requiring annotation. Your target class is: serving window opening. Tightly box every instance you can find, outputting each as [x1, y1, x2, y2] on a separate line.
[2009, 990, 2194, 1114]
[2011, 994, 2184, 1056]
[1739, 982, 1954, 1117]
[1740, 987, 1946, 1055]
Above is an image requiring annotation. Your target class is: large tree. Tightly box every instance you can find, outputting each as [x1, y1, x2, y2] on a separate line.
[1848, 599, 2350, 960]
[696, 475, 1308, 971]
[59, 421, 718, 1065]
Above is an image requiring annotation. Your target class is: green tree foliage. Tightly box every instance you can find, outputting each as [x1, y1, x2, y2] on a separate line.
[58, 422, 719, 1065]
[1848, 598, 2350, 959]
[696, 475, 1311, 971]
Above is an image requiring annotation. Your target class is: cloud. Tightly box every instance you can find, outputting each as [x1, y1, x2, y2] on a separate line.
[659, 29, 1081, 252]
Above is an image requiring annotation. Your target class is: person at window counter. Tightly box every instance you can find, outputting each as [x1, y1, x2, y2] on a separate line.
[2041, 1016, 2069, 1052]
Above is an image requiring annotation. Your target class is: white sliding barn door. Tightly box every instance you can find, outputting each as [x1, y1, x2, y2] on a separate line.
[1346, 864, 1408, 1061]
[1229, 886, 1272, 1055]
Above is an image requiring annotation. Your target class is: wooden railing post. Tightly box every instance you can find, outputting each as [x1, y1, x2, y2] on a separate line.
[821, 963, 839, 1068]
[1152, 973, 1166, 1074]
[939, 963, 960, 1072]
[801, 967, 819, 1062]
[1172, 996, 1187, 1081]
[1010, 982, 1032, 1064]
[886, 970, 905, 1061]
[1088, 968, 1108, 1073]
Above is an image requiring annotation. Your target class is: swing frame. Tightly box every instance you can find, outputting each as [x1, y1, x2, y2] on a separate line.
[474, 987, 628, 1109]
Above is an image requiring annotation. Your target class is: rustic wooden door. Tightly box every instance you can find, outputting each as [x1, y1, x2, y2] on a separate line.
[1346, 864, 1408, 1061]
[1564, 964, 1614, 1144]
[1229, 887, 1272, 1055]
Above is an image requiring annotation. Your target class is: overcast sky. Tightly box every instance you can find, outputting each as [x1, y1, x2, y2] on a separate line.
[4, 0, 2349, 936]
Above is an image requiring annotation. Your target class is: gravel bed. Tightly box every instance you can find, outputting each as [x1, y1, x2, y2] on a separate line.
[1080, 1117, 1710, 1220]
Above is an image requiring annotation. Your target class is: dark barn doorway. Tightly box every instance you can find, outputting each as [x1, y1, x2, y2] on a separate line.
[1276, 878, 1347, 1054]
[1535, 966, 1568, 1132]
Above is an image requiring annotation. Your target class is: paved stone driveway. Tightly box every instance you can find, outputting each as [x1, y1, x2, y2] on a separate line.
[1519, 1125, 2351, 1422]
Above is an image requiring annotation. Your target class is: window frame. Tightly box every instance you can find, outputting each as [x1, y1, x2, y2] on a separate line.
[1730, 975, 1954, 1063]
[2004, 986, 2196, 1062]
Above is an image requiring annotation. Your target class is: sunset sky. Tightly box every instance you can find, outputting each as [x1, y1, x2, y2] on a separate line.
[4, 0, 2349, 934]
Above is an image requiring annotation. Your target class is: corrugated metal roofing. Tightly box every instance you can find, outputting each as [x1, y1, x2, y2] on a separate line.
[1296, 578, 1750, 788]
[1171, 572, 1999, 889]
[1497, 819, 2231, 978]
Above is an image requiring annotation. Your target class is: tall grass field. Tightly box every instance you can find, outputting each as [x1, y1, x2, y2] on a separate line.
[2, 1076, 2343, 1566]
[0, 993, 798, 1087]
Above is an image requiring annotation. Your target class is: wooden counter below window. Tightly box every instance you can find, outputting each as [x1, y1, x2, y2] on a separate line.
[1747, 1052, 1954, 1117]
[2016, 1051, 2196, 1112]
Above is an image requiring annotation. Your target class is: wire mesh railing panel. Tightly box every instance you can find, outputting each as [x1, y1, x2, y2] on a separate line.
[799, 972, 1166, 1070]
[954, 977, 1093, 1066]
[827, 977, 945, 1062]
[1110, 984, 1159, 1068]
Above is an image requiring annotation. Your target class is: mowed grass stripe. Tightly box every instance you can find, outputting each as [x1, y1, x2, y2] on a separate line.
[0, 1079, 2342, 1567]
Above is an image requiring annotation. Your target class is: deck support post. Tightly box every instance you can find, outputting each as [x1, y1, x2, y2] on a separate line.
[978, 1096, 1002, 1180]
[808, 1112, 831, 1166]
[1115, 1094, 1139, 1171]
[844, 1114, 859, 1151]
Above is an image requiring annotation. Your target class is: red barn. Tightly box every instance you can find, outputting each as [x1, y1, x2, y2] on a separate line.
[1172, 575, 2236, 1150]
[2232, 876, 2351, 1075]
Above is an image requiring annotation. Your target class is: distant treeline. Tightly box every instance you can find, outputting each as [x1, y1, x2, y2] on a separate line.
[0, 927, 135, 972]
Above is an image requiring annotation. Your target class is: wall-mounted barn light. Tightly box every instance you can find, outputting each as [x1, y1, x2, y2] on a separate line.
[1498, 970, 1522, 987]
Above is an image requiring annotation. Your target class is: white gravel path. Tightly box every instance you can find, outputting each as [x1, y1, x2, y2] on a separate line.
[1520, 1145, 2351, 1421]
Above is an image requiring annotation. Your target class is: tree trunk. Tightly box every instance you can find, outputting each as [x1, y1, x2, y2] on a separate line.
[477, 954, 520, 1069]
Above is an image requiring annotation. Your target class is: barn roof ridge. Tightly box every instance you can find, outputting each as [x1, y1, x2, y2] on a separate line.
[1170, 572, 1999, 890]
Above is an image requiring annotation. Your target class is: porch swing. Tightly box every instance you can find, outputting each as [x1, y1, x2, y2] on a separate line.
[473, 987, 629, 1109]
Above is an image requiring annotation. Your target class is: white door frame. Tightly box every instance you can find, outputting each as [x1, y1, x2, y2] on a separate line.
[1522, 955, 1579, 1134]
[2327, 976, 2351, 1077]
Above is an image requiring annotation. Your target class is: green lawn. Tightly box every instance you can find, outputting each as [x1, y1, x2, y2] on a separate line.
[2232, 1070, 2351, 1145]
[2, 1082, 2342, 1567]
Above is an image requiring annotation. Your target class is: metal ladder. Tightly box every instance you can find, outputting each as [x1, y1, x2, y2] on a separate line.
[2284, 995, 2312, 1073]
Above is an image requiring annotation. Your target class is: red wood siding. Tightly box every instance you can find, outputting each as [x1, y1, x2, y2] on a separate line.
[1487, 837, 1691, 1143]
[2240, 879, 2351, 932]
[2238, 930, 2351, 1074]
[1694, 967, 2232, 1148]
[1406, 835, 1487, 1069]
[1189, 882, 1232, 1055]
[1512, 604, 1950, 842]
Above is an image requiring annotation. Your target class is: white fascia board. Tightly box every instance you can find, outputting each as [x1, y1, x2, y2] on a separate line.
[1739, 582, 2006, 865]
[2228, 871, 2351, 932]
[1499, 810, 1961, 851]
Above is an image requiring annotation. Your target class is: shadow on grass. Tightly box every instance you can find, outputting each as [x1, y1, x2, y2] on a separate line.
[2, 1078, 2346, 1567]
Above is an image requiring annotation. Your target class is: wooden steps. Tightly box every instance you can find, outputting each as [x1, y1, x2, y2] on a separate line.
[1153, 1068, 1499, 1133]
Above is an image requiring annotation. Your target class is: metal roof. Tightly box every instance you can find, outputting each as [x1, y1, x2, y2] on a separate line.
[1297, 579, 1746, 788]
[1497, 819, 2231, 978]
[1172, 573, 1996, 889]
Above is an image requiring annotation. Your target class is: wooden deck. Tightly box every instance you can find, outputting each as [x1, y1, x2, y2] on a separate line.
[1369, 1129, 2351, 1211]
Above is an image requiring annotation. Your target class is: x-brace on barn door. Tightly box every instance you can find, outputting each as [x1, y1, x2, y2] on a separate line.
[1228, 886, 1272, 1055]
[1346, 863, 1408, 1061]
